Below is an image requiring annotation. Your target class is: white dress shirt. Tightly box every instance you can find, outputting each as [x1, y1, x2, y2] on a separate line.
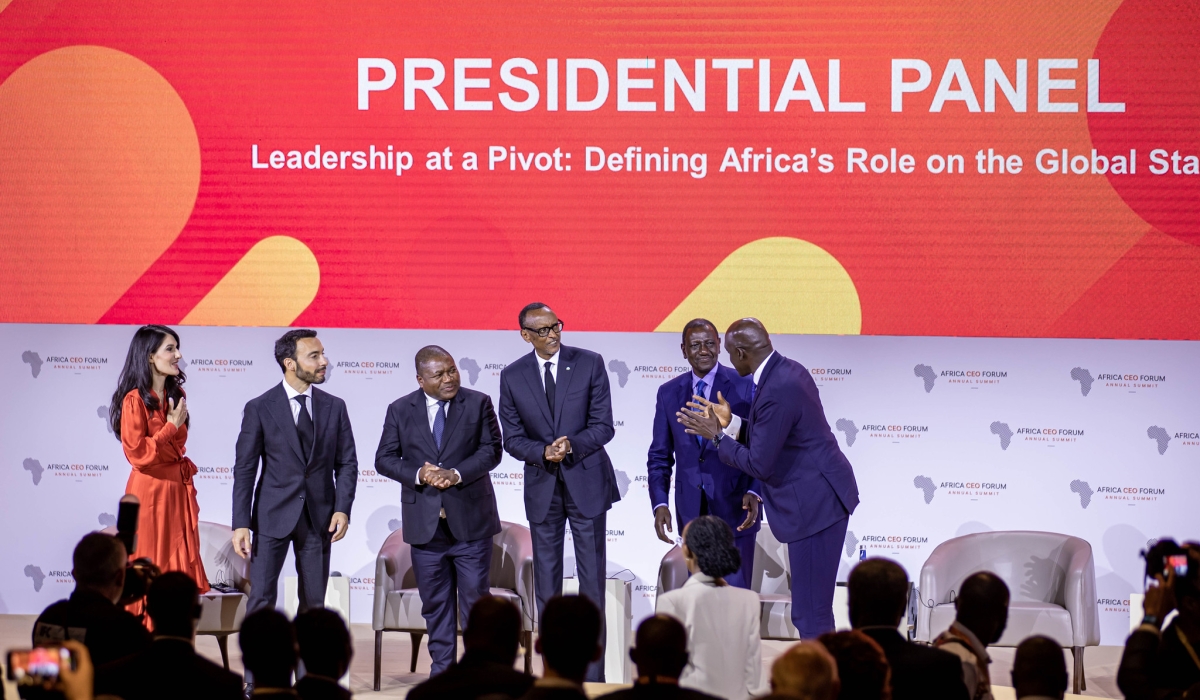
[536, 349, 560, 388]
[282, 380, 314, 429]
[655, 573, 764, 700]
[417, 392, 461, 499]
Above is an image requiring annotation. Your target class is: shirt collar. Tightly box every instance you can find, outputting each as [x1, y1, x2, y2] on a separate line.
[692, 364, 719, 388]
[752, 351, 776, 386]
[949, 621, 991, 661]
[535, 349, 560, 368]
[282, 380, 313, 402]
[424, 391, 446, 408]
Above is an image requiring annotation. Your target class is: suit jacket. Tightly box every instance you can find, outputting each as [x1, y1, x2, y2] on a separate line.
[94, 638, 243, 700]
[33, 589, 151, 668]
[295, 675, 352, 700]
[406, 650, 534, 700]
[654, 574, 762, 700]
[647, 364, 759, 534]
[859, 628, 970, 700]
[715, 353, 859, 542]
[233, 383, 358, 538]
[498, 346, 619, 523]
[375, 387, 504, 545]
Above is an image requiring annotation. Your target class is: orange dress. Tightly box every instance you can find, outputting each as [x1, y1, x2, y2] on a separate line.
[120, 389, 209, 597]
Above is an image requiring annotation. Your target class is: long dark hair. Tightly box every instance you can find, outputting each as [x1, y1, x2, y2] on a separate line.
[109, 325, 188, 438]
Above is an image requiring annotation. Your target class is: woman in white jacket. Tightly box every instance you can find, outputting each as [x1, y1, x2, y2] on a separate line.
[655, 516, 763, 700]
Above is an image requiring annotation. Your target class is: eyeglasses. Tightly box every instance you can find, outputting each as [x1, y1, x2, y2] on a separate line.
[523, 321, 564, 337]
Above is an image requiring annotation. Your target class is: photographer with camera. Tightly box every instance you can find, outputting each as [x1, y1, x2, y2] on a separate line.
[1118, 540, 1200, 699]
[31, 533, 151, 668]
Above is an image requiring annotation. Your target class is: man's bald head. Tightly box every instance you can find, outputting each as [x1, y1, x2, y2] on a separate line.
[724, 318, 774, 377]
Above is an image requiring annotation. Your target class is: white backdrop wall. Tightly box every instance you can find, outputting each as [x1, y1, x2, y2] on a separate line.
[2, 323, 1197, 645]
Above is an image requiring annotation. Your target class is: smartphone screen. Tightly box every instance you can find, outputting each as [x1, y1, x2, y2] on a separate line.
[1167, 554, 1189, 577]
[6, 647, 70, 685]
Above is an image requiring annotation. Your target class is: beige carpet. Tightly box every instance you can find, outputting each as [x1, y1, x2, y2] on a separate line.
[0, 615, 1121, 698]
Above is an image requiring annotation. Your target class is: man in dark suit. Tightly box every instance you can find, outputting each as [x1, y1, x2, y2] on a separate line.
[676, 318, 859, 638]
[95, 572, 243, 700]
[375, 345, 504, 675]
[647, 318, 760, 588]
[848, 558, 969, 700]
[406, 596, 534, 700]
[498, 303, 618, 681]
[232, 329, 358, 617]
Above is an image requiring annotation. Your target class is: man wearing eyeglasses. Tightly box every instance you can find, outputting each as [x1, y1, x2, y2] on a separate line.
[498, 302, 618, 682]
[646, 318, 761, 588]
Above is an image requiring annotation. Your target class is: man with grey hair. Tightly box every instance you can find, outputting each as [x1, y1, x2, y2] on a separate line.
[376, 344, 504, 675]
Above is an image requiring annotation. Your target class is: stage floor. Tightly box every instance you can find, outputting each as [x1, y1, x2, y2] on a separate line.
[0, 614, 1121, 698]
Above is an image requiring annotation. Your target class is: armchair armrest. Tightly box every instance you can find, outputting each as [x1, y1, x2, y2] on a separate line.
[1063, 538, 1100, 646]
[374, 529, 411, 631]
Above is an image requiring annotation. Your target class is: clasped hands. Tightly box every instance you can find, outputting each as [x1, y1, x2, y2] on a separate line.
[675, 391, 733, 440]
[419, 463, 461, 489]
[544, 436, 571, 463]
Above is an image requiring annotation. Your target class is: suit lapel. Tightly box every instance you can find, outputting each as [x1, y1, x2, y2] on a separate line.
[523, 353, 554, 427]
[312, 388, 333, 461]
[411, 392, 439, 456]
[438, 392, 467, 456]
[267, 384, 306, 464]
[553, 347, 578, 427]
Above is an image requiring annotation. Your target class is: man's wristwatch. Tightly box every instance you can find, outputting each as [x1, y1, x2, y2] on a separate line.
[1142, 614, 1161, 628]
[711, 432, 724, 446]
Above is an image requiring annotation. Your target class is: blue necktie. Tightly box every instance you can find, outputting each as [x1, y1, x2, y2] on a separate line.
[433, 400, 447, 449]
[695, 380, 708, 447]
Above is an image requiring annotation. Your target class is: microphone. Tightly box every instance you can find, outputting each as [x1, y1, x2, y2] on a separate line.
[115, 494, 140, 556]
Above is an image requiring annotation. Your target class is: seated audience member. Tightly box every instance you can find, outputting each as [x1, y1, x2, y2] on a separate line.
[406, 596, 534, 700]
[94, 572, 242, 700]
[240, 609, 298, 698]
[769, 642, 839, 700]
[655, 516, 762, 700]
[33, 533, 151, 667]
[294, 608, 352, 700]
[596, 615, 722, 700]
[1011, 636, 1068, 700]
[818, 630, 891, 700]
[1118, 542, 1200, 700]
[519, 596, 603, 700]
[848, 559, 969, 700]
[933, 572, 1010, 700]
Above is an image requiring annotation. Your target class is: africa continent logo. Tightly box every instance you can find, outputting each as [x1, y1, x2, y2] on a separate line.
[614, 469, 632, 498]
[24, 565, 45, 592]
[913, 475, 937, 504]
[22, 351, 43, 378]
[458, 357, 481, 385]
[1070, 368, 1094, 396]
[990, 421, 1013, 450]
[608, 359, 630, 388]
[1147, 426, 1171, 455]
[834, 419, 858, 447]
[913, 364, 936, 393]
[1070, 479, 1093, 509]
[843, 530, 859, 557]
[23, 458, 44, 485]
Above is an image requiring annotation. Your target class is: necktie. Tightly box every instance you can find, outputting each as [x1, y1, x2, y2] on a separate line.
[544, 361, 556, 413]
[433, 400, 447, 449]
[294, 394, 314, 462]
[695, 380, 708, 447]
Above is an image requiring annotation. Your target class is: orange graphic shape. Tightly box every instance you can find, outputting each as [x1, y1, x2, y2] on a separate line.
[656, 237, 862, 336]
[181, 236, 320, 327]
[0, 45, 200, 323]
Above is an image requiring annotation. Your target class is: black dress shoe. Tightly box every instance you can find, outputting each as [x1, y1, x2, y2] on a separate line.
[243, 682, 254, 698]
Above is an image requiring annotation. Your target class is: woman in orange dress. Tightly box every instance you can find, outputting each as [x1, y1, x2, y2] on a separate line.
[108, 325, 209, 620]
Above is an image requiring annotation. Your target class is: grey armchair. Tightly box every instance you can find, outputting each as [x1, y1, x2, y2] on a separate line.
[915, 530, 1100, 694]
[657, 520, 800, 640]
[196, 521, 250, 669]
[372, 521, 536, 691]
